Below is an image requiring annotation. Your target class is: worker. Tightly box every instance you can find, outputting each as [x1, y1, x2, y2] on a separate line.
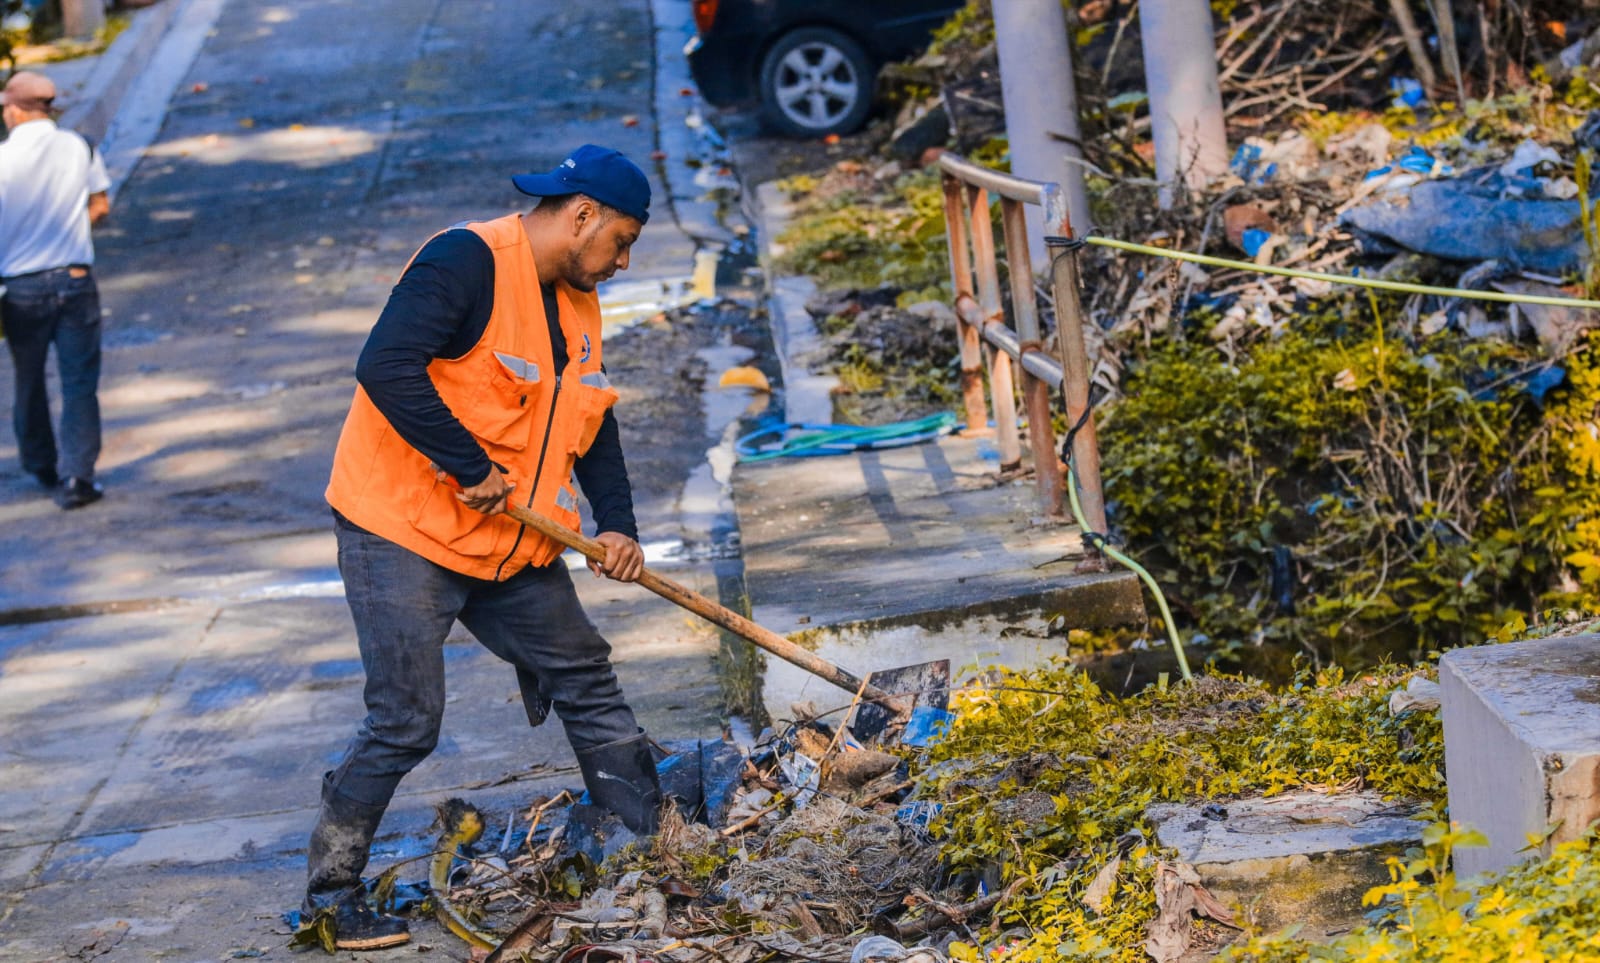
[306, 145, 661, 950]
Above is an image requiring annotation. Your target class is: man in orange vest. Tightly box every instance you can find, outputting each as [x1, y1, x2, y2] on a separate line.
[306, 146, 659, 950]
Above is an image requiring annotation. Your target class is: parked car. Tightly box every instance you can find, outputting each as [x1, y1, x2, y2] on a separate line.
[685, 0, 964, 138]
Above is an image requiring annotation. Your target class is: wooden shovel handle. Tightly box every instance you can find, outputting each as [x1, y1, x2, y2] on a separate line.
[503, 503, 902, 711]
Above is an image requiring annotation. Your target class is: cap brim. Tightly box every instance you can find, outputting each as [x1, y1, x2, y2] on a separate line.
[511, 172, 573, 198]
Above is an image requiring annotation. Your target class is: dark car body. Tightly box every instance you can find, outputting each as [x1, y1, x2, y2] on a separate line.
[686, 0, 963, 135]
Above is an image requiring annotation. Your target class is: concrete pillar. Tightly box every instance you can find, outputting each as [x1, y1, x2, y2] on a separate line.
[1138, 0, 1229, 207]
[1440, 635, 1600, 878]
[991, 0, 1092, 265]
[61, 0, 106, 41]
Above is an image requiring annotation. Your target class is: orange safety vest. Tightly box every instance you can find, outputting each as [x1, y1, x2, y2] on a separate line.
[325, 213, 620, 580]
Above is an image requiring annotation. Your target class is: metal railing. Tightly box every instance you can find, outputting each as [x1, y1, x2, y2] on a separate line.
[937, 152, 1107, 535]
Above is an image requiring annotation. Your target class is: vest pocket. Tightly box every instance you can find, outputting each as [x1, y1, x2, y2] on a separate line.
[409, 478, 510, 557]
[462, 357, 541, 451]
[565, 370, 620, 456]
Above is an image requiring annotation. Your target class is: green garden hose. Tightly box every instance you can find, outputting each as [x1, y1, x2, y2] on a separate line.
[1065, 463, 1194, 684]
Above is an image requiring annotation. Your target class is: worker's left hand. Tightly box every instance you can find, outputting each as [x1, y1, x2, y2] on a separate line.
[589, 531, 644, 582]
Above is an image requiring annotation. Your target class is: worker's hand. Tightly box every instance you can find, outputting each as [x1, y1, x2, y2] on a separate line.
[439, 465, 514, 515]
[588, 531, 644, 582]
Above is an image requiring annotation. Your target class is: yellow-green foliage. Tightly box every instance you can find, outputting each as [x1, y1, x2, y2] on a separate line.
[1224, 823, 1600, 962]
[912, 661, 1443, 963]
[1529, 332, 1600, 597]
[776, 170, 952, 294]
[925, 1, 993, 58]
[1098, 305, 1597, 668]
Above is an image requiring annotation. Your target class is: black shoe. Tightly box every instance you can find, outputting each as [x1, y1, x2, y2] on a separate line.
[301, 889, 410, 951]
[29, 468, 60, 489]
[56, 478, 103, 510]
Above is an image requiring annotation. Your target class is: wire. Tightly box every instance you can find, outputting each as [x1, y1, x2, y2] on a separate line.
[1085, 236, 1600, 309]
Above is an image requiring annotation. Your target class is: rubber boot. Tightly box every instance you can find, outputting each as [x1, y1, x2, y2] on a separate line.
[302, 781, 410, 950]
[575, 732, 663, 836]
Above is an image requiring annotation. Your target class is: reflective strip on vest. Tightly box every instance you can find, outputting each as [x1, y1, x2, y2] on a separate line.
[495, 351, 541, 382]
[580, 371, 611, 390]
[556, 486, 579, 512]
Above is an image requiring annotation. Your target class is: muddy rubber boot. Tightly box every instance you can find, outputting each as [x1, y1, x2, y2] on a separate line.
[301, 888, 411, 951]
[302, 783, 409, 949]
[575, 732, 663, 836]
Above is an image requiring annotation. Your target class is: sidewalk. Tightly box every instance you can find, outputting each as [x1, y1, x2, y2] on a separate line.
[728, 183, 1146, 724]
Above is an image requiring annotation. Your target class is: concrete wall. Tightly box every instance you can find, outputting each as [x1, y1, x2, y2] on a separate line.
[1441, 635, 1600, 878]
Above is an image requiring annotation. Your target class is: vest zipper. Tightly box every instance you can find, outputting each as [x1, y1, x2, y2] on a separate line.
[494, 374, 561, 580]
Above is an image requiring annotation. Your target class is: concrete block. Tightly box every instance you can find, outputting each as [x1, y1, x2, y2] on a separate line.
[1149, 791, 1423, 939]
[1440, 635, 1600, 878]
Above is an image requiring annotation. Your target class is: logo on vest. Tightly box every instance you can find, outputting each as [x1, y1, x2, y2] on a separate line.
[580, 333, 592, 363]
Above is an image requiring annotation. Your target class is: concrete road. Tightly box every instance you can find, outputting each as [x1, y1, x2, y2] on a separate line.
[0, 0, 757, 958]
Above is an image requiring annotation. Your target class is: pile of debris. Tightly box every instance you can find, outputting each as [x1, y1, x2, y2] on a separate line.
[421, 694, 976, 963]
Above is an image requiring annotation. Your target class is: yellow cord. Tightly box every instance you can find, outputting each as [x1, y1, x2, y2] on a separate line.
[1085, 236, 1600, 310]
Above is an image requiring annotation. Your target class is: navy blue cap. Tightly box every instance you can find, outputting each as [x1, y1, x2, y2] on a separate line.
[512, 145, 651, 225]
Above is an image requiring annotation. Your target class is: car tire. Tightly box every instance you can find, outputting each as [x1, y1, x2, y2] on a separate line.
[758, 26, 875, 138]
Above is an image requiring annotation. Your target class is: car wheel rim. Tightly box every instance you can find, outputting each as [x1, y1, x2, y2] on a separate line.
[773, 41, 858, 131]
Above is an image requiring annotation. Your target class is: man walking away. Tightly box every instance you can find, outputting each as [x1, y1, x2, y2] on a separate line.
[305, 145, 665, 950]
[0, 71, 110, 509]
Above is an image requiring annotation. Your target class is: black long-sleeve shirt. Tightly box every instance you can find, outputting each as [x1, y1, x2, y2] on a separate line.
[354, 229, 637, 540]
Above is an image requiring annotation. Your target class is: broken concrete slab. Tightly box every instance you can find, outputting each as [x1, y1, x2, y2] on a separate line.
[733, 433, 1145, 725]
[1148, 791, 1424, 938]
[1440, 634, 1600, 878]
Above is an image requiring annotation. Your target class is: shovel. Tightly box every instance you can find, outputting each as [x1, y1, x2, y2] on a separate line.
[502, 502, 914, 720]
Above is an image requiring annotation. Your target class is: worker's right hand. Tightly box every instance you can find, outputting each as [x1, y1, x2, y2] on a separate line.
[440, 465, 514, 515]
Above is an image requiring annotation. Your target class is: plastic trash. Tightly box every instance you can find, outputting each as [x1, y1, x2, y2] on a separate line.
[901, 706, 954, 747]
[1341, 175, 1585, 274]
[895, 800, 943, 842]
[1390, 76, 1426, 108]
[852, 936, 912, 962]
[1499, 140, 1563, 179]
[779, 751, 820, 808]
[1240, 228, 1273, 258]
[1389, 677, 1442, 716]
[1229, 143, 1278, 185]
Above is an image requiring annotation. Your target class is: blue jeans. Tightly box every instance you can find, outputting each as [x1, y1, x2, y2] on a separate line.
[323, 511, 643, 811]
[1, 267, 102, 481]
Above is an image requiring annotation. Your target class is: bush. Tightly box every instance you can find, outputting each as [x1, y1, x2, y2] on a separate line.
[1098, 305, 1600, 669]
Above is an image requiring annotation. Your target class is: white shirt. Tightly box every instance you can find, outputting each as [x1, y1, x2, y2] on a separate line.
[0, 118, 110, 277]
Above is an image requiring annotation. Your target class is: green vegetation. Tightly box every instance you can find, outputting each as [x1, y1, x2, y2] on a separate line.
[910, 660, 1443, 963]
[1100, 310, 1600, 671]
[775, 169, 952, 296]
[1224, 824, 1600, 962]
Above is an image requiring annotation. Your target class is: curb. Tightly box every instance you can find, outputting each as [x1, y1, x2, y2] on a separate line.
[750, 180, 838, 426]
[56, 0, 184, 146]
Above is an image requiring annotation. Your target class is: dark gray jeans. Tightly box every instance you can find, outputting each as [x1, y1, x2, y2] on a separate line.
[323, 511, 643, 811]
[1, 267, 102, 481]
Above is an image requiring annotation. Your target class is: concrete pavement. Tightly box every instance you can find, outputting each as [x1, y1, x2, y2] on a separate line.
[1, 0, 749, 959]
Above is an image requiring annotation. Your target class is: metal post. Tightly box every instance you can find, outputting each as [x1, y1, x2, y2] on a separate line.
[989, 352, 1021, 474]
[967, 186, 1021, 470]
[1000, 198, 1064, 516]
[1047, 237, 1108, 536]
[942, 175, 989, 437]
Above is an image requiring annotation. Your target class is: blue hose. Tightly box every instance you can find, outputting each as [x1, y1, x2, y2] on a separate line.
[735, 412, 958, 462]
